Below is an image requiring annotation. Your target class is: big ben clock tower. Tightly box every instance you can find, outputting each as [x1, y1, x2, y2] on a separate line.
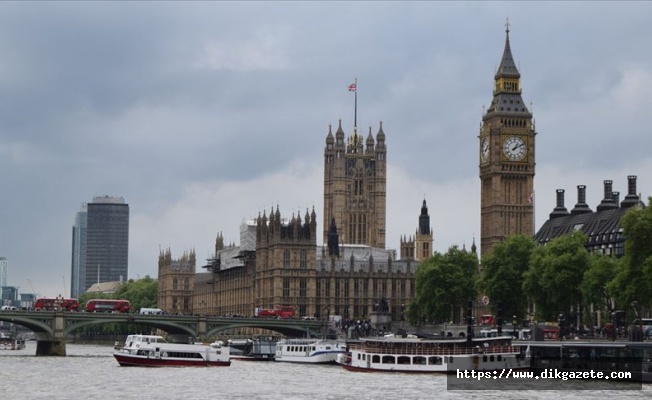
[479, 21, 535, 256]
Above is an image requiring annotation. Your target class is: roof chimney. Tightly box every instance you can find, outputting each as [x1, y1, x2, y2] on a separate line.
[621, 175, 641, 209]
[612, 192, 620, 206]
[571, 185, 592, 215]
[596, 180, 618, 211]
[550, 189, 570, 219]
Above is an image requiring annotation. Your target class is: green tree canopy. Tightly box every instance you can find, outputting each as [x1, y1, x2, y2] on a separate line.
[406, 246, 478, 325]
[114, 276, 159, 312]
[610, 197, 652, 313]
[581, 253, 618, 315]
[479, 234, 536, 321]
[524, 231, 590, 321]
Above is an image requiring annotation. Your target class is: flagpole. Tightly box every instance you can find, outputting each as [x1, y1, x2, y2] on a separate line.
[354, 77, 358, 130]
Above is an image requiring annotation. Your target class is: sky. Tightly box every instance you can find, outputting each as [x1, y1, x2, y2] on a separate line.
[1, 2, 651, 298]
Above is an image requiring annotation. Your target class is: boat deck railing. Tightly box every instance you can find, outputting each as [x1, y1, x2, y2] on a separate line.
[349, 345, 522, 356]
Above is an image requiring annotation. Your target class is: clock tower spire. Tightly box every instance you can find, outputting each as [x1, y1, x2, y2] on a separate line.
[479, 21, 536, 257]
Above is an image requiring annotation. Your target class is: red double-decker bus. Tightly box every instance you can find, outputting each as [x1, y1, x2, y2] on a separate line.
[85, 299, 131, 313]
[34, 297, 80, 311]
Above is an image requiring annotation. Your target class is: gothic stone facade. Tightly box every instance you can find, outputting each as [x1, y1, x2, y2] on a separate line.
[188, 208, 417, 321]
[323, 121, 387, 249]
[158, 249, 196, 314]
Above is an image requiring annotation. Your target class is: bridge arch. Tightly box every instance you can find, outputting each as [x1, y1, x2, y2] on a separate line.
[0, 314, 54, 338]
[63, 319, 197, 338]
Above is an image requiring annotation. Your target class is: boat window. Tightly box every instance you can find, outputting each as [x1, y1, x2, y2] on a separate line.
[325, 346, 331, 350]
[449, 356, 453, 364]
[357, 354, 361, 360]
[382, 355, 395, 364]
[372, 355, 380, 363]
[490, 355, 494, 362]
[429, 356, 442, 365]
[397, 356, 411, 365]
[413, 356, 426, 365]
[483, 356, 487, 362]
[312, 346, 316, 351]
[361, 354, 365, 361]
[497, 355, 502, 361]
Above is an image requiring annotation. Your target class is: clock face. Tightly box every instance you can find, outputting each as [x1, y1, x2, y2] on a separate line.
[480, 138, 490, 163]
[502, 136, 527, 161]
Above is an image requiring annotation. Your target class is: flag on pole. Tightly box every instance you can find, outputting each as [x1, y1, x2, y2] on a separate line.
[348, 83, 357, 92]
[527, 192, 534, 204]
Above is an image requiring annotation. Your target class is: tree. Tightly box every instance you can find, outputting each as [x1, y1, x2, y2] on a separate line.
[581, 253, 618, 316]
[479, 234, 536, 321]
[407, 246, 478, 325]
[113, 276, 159, 312]
[524, 231, 590, 321]
[610, 197, 652, 315]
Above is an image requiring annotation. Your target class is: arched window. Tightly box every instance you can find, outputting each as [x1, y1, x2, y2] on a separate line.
[283, 250, 290, 268]
[172, 278, 178, 290]
[300, 250, 307, 268]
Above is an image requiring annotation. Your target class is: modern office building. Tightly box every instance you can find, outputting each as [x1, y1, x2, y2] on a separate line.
[70, 204, 87, 298]
[78, 196, 129, 294]
[0, 257, 7, 288]
[0, 286, 18, 303]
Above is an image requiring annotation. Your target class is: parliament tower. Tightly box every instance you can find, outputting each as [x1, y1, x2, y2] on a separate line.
[323, 120, 387, 249]
[479, 22, 536, 256]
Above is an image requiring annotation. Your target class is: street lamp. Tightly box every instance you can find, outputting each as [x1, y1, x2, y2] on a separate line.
[55, 294, 64, 312]
[557, 313, 564, 341]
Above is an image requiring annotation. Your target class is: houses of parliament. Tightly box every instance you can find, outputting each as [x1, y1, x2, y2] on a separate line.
[157, 25, 537, 320]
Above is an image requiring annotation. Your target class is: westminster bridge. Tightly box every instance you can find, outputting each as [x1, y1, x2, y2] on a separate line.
[0, 309, 333, 356]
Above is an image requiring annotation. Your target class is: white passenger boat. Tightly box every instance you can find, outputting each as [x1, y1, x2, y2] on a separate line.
[275, 338, 346, 364]
[0, 333, 26, 350]
[338, 334, 529, 373]
[113, 334, 231, 367]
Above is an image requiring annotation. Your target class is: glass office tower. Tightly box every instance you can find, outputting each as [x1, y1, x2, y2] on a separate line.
[78, 196, 129, 294]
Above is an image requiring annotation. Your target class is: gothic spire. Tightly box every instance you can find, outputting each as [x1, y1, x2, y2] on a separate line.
[495, 18, 520, 79]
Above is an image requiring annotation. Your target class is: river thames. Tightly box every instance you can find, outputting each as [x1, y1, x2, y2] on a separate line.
[1, 342, 651, 400]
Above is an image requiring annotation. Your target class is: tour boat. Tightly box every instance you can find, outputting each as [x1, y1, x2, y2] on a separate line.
[113, 334, 231, 367]
[337, 334, 529, 373]
[275, 338, 346, 364]
[227, 338, 276, 361]
[0, 333, 26, 350]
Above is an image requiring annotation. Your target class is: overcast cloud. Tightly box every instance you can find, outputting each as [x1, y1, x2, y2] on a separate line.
[1, 2, 651, 297]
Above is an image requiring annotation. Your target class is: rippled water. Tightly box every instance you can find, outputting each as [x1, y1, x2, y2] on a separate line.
[1, 342, 650, 399]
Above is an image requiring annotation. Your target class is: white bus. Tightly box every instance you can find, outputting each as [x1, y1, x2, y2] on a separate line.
[139, 308, 164, 315]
